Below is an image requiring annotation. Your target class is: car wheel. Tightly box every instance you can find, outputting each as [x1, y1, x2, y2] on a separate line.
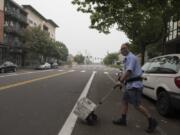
[156, 91, 172, 116]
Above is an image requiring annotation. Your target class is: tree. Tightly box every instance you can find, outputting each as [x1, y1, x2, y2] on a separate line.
[74, 54, 85, 64]
[57, 41, 69, 61]
[23, 27, 69, 65]
[23, 27, 51, 63]
[103, 52, 119, 65]
[72, 0, 180, 65]
[128, 43, 141, 55]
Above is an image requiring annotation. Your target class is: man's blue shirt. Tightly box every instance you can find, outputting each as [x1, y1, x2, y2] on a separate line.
[123, 52, 143, 89]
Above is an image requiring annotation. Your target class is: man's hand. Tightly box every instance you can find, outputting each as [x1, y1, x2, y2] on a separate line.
[113, 81, 123, 89]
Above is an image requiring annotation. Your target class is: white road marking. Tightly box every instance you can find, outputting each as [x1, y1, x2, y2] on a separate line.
[104, 72, 109, 74]
[58, 71, 96, 135]
[37, 70, 54, 73]
[58, 70, 64, 72]
[105, 73, 116, 84]
[81, 70, 86, 73]
[26, 72, 33, 74]
[68, 70, 75, 72]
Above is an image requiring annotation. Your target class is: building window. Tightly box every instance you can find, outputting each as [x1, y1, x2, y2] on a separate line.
[169, 20, 173, 32]
[28, 19, 33, 24]
[4, 7, 7, 12]
[167, 19, 180, 41]
[10, 21, 14, 27]
[172, 21, 177, 39]
[43, 25, 48, 31]
[173, 30, 177, 39]
[169, 32, 172, 40]
[178, 20, 180, 36]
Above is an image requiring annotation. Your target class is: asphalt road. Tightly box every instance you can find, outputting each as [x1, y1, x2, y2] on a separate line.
[0, 65, 179, 135]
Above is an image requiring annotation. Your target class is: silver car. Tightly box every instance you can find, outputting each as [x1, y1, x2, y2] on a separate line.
[0, 61, 17, 73]
[35, 62, 51, 70]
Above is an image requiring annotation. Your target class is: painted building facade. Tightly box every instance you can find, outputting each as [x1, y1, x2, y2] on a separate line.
[23, 5, 58, 40]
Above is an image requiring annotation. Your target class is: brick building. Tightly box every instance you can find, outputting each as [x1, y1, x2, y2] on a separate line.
[0, 0, 4, 64]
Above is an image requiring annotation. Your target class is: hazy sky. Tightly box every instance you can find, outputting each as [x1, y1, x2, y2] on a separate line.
[16, 0, 129, 58]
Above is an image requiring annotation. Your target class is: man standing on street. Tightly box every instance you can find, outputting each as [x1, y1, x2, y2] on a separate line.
[113, 42, 158, 133]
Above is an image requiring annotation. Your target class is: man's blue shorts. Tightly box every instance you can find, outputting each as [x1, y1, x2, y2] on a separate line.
[122, 88, 143, 107]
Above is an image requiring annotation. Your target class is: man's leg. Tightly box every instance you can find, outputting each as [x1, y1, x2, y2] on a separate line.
[137, 104, 151, 118]
[113, 99, 128, 126]
[122, 100, 129, 114]
[135, 98, 158, 133]
[129, 88, 158, 133]
[136, 105, 158, 133]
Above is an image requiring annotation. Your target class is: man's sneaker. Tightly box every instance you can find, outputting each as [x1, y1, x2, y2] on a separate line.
[112, 118, 127, 126]
[146, 118, 158, 133]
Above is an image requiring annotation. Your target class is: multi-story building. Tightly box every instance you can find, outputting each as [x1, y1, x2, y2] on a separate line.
[0, 0, 4, 43]
[2, 0, 28, 65]
[0, 1, 58, 65]
[0, 0, 4, 64]
[165, 19, 180, 53]
[22, 5, 58, 40]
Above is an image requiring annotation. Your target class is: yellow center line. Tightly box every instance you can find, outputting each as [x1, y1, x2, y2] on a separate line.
[0, 71, 70, 91]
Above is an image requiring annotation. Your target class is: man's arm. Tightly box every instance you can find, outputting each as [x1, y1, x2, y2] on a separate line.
[120, 70, 131, 83]
[113, 70, 131, 89]
[120, 55, 136, 82]
[114, 55, 134, 89]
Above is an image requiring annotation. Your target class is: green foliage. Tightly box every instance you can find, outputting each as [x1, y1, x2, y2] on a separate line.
[23, 27, 69, 64]
[72, 0, 180, 64]
[146, 42, 163, 58]
[128, 43, 141, 55]
[103, 52, 119, 65]
[23, 27, 50, 56]
[74, 54, 85, 64]
[54, 41, 69, 61]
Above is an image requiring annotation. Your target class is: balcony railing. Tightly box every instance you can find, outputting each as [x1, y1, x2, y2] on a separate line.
[4, 26, 24, 37]
[3, 37, 8, 43]
[5, 8, 27, 24]
[9, 47, 23, 53]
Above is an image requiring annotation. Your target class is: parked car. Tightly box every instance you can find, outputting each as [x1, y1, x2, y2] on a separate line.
[0, 61, 17, 73]
[51, 62, 58, 69]
[142, 54, 180, 116]
[35, 62, 51, 70]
